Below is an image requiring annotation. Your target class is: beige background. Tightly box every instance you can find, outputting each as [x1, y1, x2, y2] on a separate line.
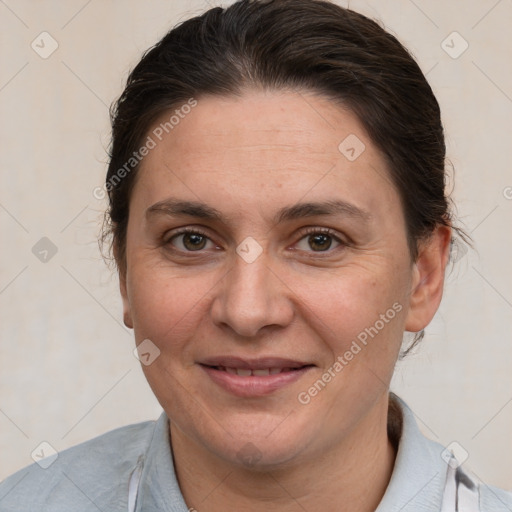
[1, 0, 511, 489]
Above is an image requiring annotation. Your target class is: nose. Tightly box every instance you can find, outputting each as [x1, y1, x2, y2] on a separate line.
[210, 249, 295, 339]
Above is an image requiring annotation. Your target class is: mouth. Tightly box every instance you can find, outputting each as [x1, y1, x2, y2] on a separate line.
[198, 357, 315, 397]
[204, 365, 311, 376]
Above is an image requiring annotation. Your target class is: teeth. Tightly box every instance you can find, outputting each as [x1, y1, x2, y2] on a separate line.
[221, 367, 290, 376]
[253, 369, 270, 376]
[217, 366, 305, 376]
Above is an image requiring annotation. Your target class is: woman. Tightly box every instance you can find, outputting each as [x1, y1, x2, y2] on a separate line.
[1, 0, 510, 510]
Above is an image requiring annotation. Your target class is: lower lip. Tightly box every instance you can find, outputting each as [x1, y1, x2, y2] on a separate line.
[200, 365, 314, 397]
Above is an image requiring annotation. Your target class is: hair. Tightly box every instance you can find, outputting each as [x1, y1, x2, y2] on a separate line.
[101, 0, 469, 353]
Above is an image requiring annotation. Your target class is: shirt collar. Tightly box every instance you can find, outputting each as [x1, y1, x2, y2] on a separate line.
[376, 393, 449, 512]
[135, 394, 449, 511]
[134, 412, 189, 512]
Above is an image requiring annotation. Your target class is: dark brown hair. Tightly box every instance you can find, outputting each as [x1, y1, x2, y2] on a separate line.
[102, 0, 468, 351]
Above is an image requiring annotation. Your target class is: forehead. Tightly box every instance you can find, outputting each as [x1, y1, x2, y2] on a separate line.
[145, 89, 365, 163]
[131, 89, 399, 221]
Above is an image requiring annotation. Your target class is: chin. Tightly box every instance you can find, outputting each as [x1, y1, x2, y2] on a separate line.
[220, 436, 309, 471]
[194, 409, 319, 469]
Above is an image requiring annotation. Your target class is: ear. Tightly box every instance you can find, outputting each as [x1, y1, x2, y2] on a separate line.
[115, 245, 133, 329]
[119, 269, 133, 329]
[405, 225, 452, 332]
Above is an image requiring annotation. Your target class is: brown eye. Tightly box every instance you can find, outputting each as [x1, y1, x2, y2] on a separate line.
[167, 230, 214, 252]
[181, 233, 207, 251]
[294, 228, 345, 254]
[307, 233, 332, 251]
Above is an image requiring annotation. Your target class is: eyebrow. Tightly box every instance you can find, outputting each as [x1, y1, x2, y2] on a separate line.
[146, 198, 371, 224]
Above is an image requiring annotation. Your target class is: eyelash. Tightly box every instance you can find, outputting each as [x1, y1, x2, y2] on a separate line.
[294, 227, 347, 254]
[163, 226, 348, 256]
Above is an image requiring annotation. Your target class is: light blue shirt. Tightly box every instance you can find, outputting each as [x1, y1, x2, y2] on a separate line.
[1, 394, 510, 511]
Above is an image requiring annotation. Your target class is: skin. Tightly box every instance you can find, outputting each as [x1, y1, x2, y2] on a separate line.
[119, 89, 451, 511]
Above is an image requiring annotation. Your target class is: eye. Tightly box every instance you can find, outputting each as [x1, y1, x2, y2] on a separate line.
[165, 228, 217, 252]
[294, 227, 345, 253]
[164, 226, 346, 255]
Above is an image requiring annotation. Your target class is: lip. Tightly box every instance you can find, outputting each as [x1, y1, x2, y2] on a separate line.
[200, 356, 311, 370]
[198, 356, 315, 397]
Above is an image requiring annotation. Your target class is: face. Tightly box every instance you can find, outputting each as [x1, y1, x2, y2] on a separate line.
[120, 89, 449, 468]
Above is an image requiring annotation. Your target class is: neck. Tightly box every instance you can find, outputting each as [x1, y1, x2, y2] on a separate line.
[170, 395, 399, 512]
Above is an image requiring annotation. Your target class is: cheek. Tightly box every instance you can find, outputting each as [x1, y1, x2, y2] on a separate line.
[300, 266, 408, 372]
[127, 266, 213, 407]
[305, 268, 401, 329]
[127, 261, 214, 347]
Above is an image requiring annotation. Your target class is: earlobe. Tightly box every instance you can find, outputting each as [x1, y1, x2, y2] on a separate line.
[114, 242, 133, 329]
[404, 226, 452, 333]
[119, 270, 133, 329]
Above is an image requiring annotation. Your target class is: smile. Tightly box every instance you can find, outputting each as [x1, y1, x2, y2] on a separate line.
[210, 366, 307, 376]
[198, 357, 315, 397]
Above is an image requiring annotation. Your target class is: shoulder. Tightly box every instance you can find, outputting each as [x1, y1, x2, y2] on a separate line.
[0, 419, 158, 512]
[480, 482, 512, 510]
[384, 394, 512, 512]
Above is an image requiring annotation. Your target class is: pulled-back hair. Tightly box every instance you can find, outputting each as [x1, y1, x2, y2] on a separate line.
[102, 1, 468, 345]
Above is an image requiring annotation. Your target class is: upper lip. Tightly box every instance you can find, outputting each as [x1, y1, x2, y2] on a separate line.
[199, 356, 313, 370]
